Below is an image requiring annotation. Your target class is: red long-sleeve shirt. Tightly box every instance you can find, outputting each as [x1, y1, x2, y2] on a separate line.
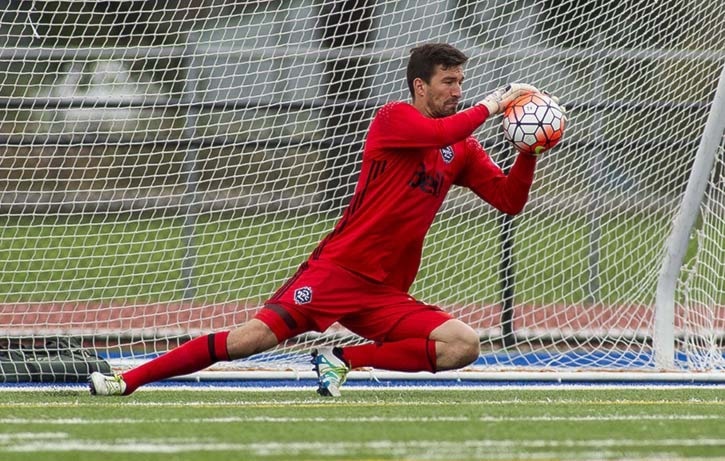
[310, 101, 537, 292]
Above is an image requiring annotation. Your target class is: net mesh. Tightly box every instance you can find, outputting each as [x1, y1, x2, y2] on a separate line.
[1, 0, 723, 373]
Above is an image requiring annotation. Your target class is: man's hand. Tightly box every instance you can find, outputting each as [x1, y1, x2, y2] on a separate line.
[478, 83, 540, 115]
[542, 90, 568, 116]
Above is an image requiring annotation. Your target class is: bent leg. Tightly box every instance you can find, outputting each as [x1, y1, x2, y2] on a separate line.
[340, 307, 480, 373]
[342, 338, 438, 372]
[341, 319, 479, 373]
[121, 319, 278, 394]
[100, 262, 334, 396]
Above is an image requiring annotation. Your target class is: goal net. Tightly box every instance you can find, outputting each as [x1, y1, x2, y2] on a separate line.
[1, 0, 723, 377]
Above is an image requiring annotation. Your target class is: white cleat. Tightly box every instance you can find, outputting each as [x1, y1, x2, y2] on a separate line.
[311, 347, 349, 397]
[88, 372, 127, 396]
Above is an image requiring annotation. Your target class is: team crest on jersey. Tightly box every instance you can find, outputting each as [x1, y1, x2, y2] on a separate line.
[293, 286, 313, 305]
[440, 146, 454, 163]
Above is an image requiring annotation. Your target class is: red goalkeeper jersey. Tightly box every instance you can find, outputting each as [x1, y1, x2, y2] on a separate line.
[310, 101, 537, 292]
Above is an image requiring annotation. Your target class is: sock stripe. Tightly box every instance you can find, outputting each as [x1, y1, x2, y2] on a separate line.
[208, 333, 218, 362]
[263, 303, 298, 330]
[425, 339, 437, 373]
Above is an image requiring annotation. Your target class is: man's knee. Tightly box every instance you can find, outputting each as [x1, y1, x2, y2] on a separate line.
[429, 320, 480, 370]
[452, 328, 480, 367]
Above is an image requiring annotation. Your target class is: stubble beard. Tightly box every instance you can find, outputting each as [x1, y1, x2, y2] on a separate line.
[443, 98, 460, 117]
[434, 103, 458, 118]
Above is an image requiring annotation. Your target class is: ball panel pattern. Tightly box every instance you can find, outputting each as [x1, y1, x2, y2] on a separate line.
[502, 92, 567, 155]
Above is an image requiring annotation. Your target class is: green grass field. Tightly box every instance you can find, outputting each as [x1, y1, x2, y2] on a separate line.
[0, 209, 705, 306]
[0, 386, 723, 460]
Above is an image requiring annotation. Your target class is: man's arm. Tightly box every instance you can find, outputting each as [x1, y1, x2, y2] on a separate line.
[369, 102, 491, 150]
[369, 84, 539, 150]
[457, 137, 537, 215]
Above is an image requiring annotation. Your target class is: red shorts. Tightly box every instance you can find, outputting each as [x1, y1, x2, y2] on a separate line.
[255, 259, 452, 343]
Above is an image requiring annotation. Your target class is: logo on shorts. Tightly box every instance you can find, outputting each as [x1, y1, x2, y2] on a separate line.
[293, 286, 313, 305]
[440, 146, 454, 163]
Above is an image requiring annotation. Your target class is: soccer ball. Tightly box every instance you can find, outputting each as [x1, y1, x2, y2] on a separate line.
[501, 92, 567, 155]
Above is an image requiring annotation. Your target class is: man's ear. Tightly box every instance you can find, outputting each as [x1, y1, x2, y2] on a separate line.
[413, 78, 427, 100]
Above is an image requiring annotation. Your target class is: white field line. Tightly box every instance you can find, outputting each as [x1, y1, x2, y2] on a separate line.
[2, 437, 725, 454]
[0, 416, 467, 424]
[3, 383, 725, 392]
[0, 397, 723, 409]
[0, 414, 721, 425]
[0, 433, 67, 441]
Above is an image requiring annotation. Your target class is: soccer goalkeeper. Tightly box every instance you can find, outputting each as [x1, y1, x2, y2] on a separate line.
[90, 43, 549, 397]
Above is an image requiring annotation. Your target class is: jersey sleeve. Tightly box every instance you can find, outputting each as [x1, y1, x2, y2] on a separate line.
[367, 102, 490, 150]
[457, 137, 537, 215]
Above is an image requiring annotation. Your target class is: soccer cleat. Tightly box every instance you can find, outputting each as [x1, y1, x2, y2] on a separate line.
[88, 372, 127, 396]
[311, 347, 349, 397]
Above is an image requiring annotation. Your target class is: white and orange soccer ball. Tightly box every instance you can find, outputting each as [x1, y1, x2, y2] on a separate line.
[501, 92, 567, 155]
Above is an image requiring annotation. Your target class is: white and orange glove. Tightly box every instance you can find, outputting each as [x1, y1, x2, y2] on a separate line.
[542, 90, 568, 115]
[478, 83, 540, 115]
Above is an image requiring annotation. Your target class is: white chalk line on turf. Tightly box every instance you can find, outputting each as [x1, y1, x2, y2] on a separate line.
[3, 383, 725, 392]
[0, 416, 468, 424]
[2, 437, 725, 454]
[1, 398, 723, 409]
[0, 433, 67, 441]
[0, 414, 720, 425]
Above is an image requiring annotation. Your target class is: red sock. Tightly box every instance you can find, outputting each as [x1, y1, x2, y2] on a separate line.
[121, 331, 230, 394]
[341, 338, 437, 373]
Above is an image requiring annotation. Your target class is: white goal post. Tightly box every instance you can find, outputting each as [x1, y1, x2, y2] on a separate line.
[654, 62, 725, 370]
[0, 0, 723, 379]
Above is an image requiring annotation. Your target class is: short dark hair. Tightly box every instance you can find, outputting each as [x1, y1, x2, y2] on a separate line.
[406, 43, 469, 98]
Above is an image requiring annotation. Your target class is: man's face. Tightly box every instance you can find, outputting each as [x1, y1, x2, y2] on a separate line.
[418, 64, 464, 118]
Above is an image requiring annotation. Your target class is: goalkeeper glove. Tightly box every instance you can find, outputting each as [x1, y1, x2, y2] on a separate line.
[542, 90, 568, 115]
[478, 83, 540, 115]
